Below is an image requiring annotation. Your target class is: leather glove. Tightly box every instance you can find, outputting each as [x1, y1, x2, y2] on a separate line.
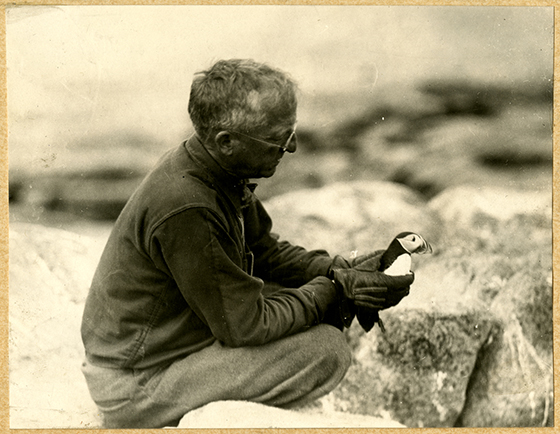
[353, 250, 413, 332]
[331, 251, 413, 332]
[330, 268, 393, 310]
[351, 249, 385, 271]
[356, 282, 411, 332]
[329, 261, 413, 328]
[327, 254, 383, 328]
[331, 250, 385, 270]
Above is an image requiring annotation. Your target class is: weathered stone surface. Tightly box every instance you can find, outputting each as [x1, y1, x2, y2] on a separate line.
[429, 185, 552, 232]
[317, 243, 552, 428]
[176, 400, 404, 428]
[323, 308, 495, 428]
[315, 247, 497, 428]
[8, 182, 553, 428]
[268, 183, 553, 428]
[265, 180, 443, 256]
[456, 322, 553, 427]
[9, 223, 104, 428]
[456, 266, 554, 427]
[9, 222, 104, 304]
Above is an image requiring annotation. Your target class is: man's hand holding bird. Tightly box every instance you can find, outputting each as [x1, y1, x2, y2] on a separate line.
[329, 232, 432, 333]
[329, 250, 414, 331]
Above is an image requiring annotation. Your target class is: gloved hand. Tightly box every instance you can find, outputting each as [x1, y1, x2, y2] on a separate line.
[328, 256, 414, 329]
[354, 250, 413, 332]
[331, 267, 413, 308]
[330, 250, 385, 270]
[330, 268, 392, 309]
[356, 282, 411, 332]
[327, 254, 376, 328]
[329, 252, 413, 331]
[351, 249, 385, 271]
[384, 284, 411, 307]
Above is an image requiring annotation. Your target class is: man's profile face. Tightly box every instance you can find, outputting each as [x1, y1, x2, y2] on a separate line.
[229, 111, 297, 179]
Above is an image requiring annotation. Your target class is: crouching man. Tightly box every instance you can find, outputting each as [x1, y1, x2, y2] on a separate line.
[80, 58, 414, 428]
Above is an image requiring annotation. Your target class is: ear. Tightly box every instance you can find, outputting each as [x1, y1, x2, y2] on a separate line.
[214, 131, 235, 156]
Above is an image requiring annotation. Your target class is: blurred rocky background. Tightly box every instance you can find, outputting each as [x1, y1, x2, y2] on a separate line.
[6, 5, 554, 429]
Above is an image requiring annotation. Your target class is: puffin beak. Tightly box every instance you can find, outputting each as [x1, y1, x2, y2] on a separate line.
[417, 236, 433, 254]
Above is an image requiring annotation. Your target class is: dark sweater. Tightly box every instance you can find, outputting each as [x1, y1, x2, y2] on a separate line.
[81, 136, 337, 369]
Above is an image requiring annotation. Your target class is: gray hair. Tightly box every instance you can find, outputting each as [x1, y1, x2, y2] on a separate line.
[188, 59, 298, 140]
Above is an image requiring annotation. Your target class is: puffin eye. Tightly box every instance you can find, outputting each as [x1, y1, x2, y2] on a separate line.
[412, 236, 416, 241]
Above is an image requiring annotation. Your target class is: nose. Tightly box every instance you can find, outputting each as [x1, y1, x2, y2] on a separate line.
[284, 134, 297, 154]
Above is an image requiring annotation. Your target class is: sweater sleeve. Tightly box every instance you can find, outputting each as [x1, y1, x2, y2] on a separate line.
[243, 199, 334, 287]
[150, 207, 337, 348]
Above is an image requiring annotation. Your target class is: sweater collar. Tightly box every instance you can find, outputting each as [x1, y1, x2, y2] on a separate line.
[183, 135, 257, 210]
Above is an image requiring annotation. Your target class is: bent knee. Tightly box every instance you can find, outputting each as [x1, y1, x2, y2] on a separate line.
[305, 324, 352, 373]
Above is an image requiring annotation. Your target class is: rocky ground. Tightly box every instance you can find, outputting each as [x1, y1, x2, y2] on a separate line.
[264, 182, 553, 428]
[9, 180, 552, 428]
[8, 78, 553, 428]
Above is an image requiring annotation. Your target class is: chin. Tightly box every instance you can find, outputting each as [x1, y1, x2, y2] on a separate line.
[259, 171, 276, 178]
[257, 166, 278, 178]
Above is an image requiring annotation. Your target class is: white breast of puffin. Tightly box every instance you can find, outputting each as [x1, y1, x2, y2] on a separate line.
[384, 254, 412, 276]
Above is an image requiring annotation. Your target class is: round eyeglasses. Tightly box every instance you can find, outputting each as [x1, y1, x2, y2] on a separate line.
[233, 127, 297, 152]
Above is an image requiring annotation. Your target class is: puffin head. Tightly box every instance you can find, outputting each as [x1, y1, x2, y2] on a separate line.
[394, 231, 433, 255]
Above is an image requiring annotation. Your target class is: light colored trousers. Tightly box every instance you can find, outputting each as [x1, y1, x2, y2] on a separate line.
[81, 324, 352, 428]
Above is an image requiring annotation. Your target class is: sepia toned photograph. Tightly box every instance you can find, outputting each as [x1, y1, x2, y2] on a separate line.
[6, 4, 554, 429]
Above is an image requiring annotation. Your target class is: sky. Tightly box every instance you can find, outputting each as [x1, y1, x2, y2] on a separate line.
[6, 5, 554, 173]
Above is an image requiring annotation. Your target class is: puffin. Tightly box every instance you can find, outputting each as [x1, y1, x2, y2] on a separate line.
[380, 231, 433, 275]
[358, 231, 433, 332]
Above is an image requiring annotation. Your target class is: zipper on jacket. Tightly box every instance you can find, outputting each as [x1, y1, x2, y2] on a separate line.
[238, 214, 254, 276]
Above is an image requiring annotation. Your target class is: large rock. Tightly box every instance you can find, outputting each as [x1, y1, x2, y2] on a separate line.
[323, 308, 495, 428]
[264, 180, 443, 256]
[176, 400, 404, 428]
[266, 182, 552, 427]
[9, 223, 104, 428]
[456, 266, 553, 427]
[429, 185, 551, 234]
[318, 243, 552, 427]
[312, 229, 495, 427]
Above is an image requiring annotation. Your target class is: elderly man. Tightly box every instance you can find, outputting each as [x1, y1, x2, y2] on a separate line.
[80, 59, 413, 428]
